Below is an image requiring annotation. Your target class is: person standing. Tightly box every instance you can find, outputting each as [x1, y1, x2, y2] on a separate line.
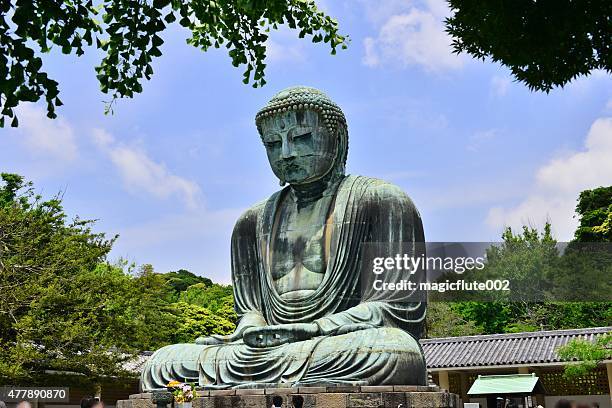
[80, 397, 104, 408]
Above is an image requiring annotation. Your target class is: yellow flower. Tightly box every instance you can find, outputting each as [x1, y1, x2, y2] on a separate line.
[167, 380, 181, 387]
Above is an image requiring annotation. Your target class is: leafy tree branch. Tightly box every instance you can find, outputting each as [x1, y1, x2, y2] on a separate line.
[0, 0, 348, 127]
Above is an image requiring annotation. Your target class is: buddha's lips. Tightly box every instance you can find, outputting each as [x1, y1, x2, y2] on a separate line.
[276, 161, 303, 176]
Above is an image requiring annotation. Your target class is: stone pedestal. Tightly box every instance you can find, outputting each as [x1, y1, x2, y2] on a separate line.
[120, 385, 460, 408]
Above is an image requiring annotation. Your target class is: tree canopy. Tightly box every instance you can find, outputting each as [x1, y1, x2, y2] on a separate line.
[426, 212, 611, 337]
[164, 269, 213, 294]
[0, 0, 347, 127]
[0, 173, 235, 384]
[446, 0, 611, 92]
[574, 186, 612, 242]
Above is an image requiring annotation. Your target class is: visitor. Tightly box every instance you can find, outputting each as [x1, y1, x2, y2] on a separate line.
[16, 401, 32, 408]
[555, 400, 572, 408]
[80, 396, 104, 408]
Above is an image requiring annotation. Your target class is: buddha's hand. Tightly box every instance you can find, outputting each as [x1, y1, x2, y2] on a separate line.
[243, 323, 320, 348]
[195, 331, 244, 345]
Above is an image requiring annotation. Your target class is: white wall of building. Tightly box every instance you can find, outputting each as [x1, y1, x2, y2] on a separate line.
[467, 398, 488, 407]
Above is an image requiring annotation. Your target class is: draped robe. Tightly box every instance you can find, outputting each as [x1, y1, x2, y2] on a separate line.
[141, 175, 427, 390]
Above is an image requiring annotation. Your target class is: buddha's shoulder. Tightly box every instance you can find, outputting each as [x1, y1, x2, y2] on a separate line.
[233, 199, 267, 229]
[342, 175, 417, 204]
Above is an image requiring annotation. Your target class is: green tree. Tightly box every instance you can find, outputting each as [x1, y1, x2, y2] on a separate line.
[446, 0, 611, 92]
[162, 269, 213, 299]
[170, 302, 235, 343]
[450, 221, 611, 334]
[557, 333, 612, 380]
[0, 0, 347, 127]
[452, 301, 515, 334]
[179, 283, 233, 310]
[0, 173, 173, 384]
[574, 186, 612, 242]
[526, 302, 611, 330]
[425, 302, 482, 338]
[450, 225, 558, 334]
[555, 185, 612, 379]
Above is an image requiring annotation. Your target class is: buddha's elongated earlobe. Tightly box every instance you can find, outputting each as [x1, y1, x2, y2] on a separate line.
[279, 178, 286, 186]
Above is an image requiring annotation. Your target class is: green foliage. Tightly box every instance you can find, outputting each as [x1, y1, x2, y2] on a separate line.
[446, 1, 611, 92]
[179, 283, 233, 309]
[425, 302, 482, 338]
[169, 280, 237, 341]
[444, 221, 611, 335]
[162, 269, 212, 299]
[0, 174, 175, 384]
[527, 302, 612, 330]
[574, 186, 612, 242]
[170, 302, 235, 343]
[485, 224, 558, 301]
[0, 0, 348, 127]
[452, 302, 514, 334]
[557, 333, 612, 379]
[158, 270, 237, 338]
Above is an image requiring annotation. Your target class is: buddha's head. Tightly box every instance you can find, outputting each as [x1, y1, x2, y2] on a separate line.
[256, 86, 348, 186]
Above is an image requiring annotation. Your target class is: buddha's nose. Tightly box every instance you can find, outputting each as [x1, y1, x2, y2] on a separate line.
[281, 140, 297, 159]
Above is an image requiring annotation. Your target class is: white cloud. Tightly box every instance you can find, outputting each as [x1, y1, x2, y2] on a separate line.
[14, 104, 78, 161]
[487, 117, 612, 239]
[266, 38, 306, 64]
[360, 0, 409, 25]
[92, 129, 201, 208]
[265, 26, 307, 64]
[491, 75, 511, 97]
[362, 0, 464, 72]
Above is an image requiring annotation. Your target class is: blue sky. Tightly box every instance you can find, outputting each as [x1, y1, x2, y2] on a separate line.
[1, 0, 611, 283]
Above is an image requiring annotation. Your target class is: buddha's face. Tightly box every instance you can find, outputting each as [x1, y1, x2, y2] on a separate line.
[260, 110, 337, 185]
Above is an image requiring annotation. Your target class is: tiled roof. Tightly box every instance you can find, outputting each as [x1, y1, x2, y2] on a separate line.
[421, 326, 611, 369]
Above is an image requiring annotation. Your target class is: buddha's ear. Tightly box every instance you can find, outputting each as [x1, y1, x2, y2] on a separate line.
[335, 124, 349, 170]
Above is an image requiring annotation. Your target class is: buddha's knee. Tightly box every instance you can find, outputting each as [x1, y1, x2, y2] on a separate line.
[310, 327, 426, 385]
[376, 327, 426, 375]
[372, 327, 425, 356]
[358, 327, 426, 385]
[141, 343, 204, 390]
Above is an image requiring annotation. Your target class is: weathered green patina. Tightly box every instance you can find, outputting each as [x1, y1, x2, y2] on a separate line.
[141, 86, 427, 390]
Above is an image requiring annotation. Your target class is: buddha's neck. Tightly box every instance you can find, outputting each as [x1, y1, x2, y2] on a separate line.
[289, 171, 344, 206]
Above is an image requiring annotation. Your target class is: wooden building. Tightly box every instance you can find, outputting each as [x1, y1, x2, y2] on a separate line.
[422, 327, 611, 408]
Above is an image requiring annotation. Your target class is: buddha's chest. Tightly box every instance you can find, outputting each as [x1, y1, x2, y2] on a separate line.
[268, 195, 334, 296]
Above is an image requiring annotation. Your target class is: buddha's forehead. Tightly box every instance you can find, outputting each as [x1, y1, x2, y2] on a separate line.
[260, 109, 320, 132]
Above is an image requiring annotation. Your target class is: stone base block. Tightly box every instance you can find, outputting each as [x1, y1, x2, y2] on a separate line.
[119, 386, 459, 408]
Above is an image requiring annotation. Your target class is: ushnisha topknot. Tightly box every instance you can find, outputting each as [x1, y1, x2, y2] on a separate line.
[255, 86, 347, 137]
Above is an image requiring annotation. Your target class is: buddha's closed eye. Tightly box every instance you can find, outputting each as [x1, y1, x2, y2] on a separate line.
[293, 132, 312, 140]
[265, 140, 281, 149]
